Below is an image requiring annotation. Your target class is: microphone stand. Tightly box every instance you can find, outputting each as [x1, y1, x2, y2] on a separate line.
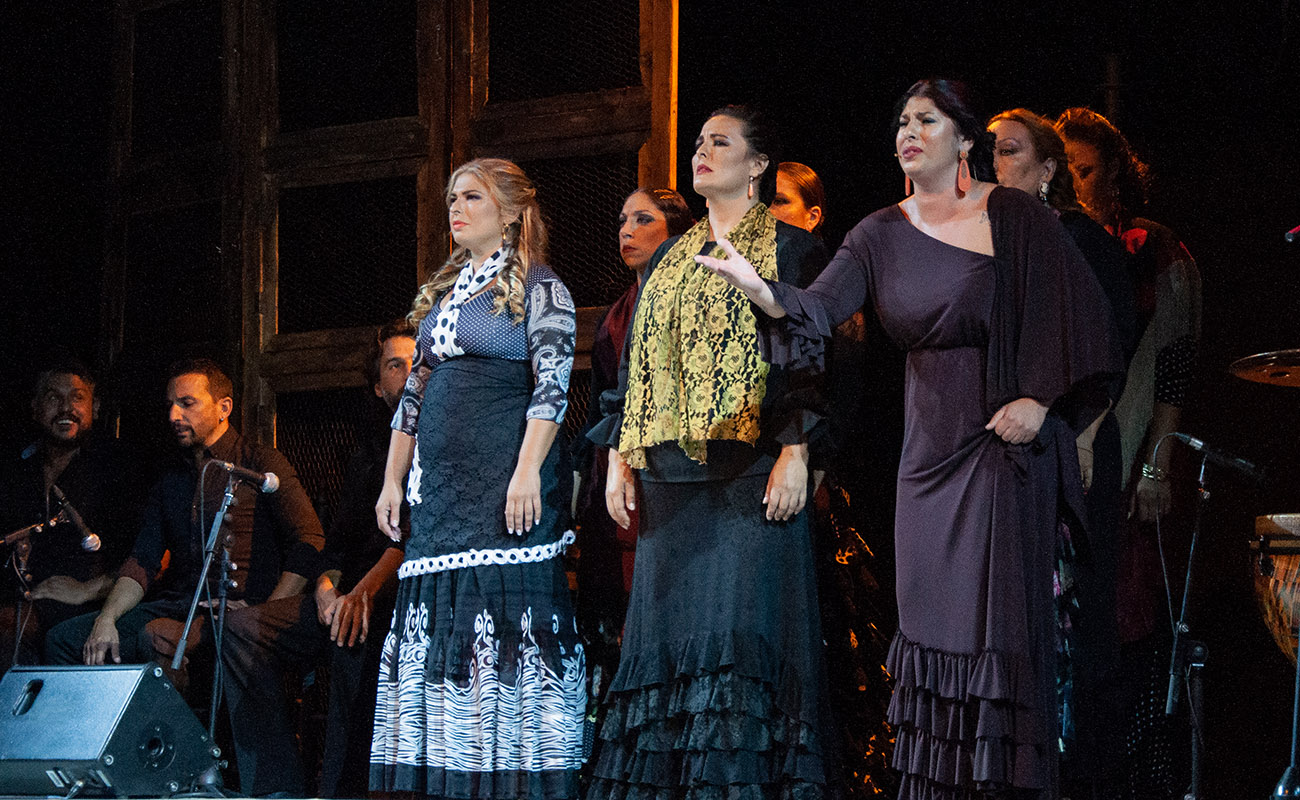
[1275, 569, 1300, 796]
[1166, 454, 1211, 800]
[171, 473, 238, 743]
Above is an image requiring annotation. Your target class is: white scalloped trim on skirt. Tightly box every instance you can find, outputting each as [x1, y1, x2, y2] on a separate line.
[398, 530, 577, 579]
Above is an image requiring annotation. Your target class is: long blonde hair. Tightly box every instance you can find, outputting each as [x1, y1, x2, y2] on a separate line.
[409, 158, 547, 326]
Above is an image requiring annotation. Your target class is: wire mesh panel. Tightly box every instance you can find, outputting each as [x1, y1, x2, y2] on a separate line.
[276, 175, 419, 335]
[276, 0, 418, 132]
[131, 0, 222, 157]
[518, 152, 640, 309]
[487, 0, 641, 104]
[564, 368, 593, 448]
[275, 387, 375, 528]
[116, 201, 227, 448]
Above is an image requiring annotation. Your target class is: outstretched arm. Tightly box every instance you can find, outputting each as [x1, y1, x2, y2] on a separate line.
[695, 237, 785, 318]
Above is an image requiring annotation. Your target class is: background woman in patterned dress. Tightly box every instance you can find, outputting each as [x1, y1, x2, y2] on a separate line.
[371, 157, 585, 799]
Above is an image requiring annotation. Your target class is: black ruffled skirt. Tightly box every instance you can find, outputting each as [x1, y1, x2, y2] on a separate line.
[589, 470, 831, 800]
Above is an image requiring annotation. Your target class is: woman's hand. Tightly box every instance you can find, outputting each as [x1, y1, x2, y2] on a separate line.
[506, 465, 542, 535]
[1077, 446, 1095, 492]
[985, 398, 1049, 444]
[375, 479, 405, 542]
[1131, 475, 1171, 522]
[765, 444, 809, 521]
[605, 448, 637, 529]
[694, 237, 783, 317]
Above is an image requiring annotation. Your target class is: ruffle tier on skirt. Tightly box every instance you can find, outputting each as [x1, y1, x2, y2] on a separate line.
[887, 630, 1050, 800]
[588, 470, 832, 800]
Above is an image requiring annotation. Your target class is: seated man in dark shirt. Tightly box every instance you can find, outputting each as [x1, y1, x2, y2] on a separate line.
[0, 359, 140, 675]
[314, 318, 413, 797]
[45, 358, 325, 796]
[189, 322, 415, 798]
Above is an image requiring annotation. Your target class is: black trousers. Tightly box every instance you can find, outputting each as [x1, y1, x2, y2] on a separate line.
[318, 590, 396, 798]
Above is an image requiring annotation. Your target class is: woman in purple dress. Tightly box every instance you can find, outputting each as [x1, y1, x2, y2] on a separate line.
[702, 80, 1121, 800]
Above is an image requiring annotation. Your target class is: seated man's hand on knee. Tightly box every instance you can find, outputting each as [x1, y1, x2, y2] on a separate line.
[83, 615, 121, 665]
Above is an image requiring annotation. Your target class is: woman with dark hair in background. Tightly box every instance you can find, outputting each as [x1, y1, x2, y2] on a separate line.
[989, 107, 1138, 798]
[703, 80, 1121, 800]
[371, 157, 584, 799]
[772, 161, 826, 235]
[573, 187, 691, 742]
[587, 105, 832, 798]
[1056, 107, 1202, 800]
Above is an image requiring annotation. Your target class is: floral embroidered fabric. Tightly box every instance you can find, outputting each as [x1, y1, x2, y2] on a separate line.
[618, 204, 779, 468]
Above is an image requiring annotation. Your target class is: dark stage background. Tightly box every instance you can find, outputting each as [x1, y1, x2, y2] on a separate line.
[3, 1, 1299, 796]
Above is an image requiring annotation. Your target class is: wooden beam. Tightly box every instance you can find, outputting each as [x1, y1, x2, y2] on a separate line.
[639, 0, 678, 188]
[240, 0, 278, 444]
[272, 156, 426, 190]
[417, 0, 453, 286]
[100, 2, 137, 378]
[472, 130, 648, 163]
[471, 86, 650, 150]
[260, 326, 375, 392]
[265, 116, 428, 179]
[573, 305, 606, 373]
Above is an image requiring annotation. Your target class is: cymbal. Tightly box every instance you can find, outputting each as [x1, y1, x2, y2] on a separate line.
[1229, 350, 1300, 387]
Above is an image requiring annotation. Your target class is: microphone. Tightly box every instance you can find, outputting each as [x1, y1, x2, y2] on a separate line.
[50, 485, 101, 552]
[210, 460, 280, 493]
[1171, 433, 1267, 483]
[1285, 222, 1300, 243]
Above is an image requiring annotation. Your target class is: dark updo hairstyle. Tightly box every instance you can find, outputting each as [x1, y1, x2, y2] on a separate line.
[1055, 107, 1150, 216]
[894, 78, 995, 183]
[987, 108, 1082, 213]
[631, 187, 694, 237]
[707, 104, 781, 206]
[777, 162, 827, 234]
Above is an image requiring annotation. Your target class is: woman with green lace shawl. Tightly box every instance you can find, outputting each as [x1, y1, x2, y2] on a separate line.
[585, 105, 833, 799]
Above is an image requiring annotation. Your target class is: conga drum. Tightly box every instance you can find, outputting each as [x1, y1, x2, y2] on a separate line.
[1255, 514, 1300, 665]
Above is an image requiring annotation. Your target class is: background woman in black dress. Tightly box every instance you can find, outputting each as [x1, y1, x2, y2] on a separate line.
[574, 187, 691, 645]
[989, 107, 1139, 797]
[572, 186, 691, 760]
[1057, 106, 1202, 800]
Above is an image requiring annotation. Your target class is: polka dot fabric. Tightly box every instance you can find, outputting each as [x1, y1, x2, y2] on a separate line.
[392, 262, 576, 439]
[428, 249, 508, 359]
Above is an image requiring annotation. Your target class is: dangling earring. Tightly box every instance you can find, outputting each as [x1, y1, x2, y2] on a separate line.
[956, 150, 972, 194]
[904, 175, 913, 196]
[1038, 180, 1050, 204]
[747, 175, 755, 200]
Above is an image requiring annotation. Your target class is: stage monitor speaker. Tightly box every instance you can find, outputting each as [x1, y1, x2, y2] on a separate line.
[0, 664, 219, 797]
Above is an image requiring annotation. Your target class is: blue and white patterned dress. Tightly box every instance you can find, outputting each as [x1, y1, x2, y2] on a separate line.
[371, 263, 586, 799]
